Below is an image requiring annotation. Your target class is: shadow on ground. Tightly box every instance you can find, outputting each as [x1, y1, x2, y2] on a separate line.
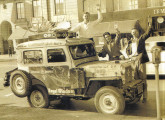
[49, 91, 164, 118]
[0, 92, 164, 120]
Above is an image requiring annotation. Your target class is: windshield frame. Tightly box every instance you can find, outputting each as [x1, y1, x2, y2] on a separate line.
[69, 43, 96, 60]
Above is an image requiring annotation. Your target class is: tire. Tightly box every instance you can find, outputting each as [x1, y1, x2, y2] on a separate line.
[10, 70, 32, 97]
[94, 86, 125, 114]
[27, 85, 49, 108]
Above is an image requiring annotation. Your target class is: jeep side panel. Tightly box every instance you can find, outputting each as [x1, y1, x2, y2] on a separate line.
[29, 66, 71, 88]
[19, 46, 76, 95]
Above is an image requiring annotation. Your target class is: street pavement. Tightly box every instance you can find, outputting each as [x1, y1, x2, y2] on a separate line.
[0, 54, 16, 61]
[0, 55, 165, 120]
[1, 80, 164, 120]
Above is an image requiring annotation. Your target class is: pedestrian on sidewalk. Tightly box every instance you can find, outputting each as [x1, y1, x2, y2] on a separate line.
[8, 46, 12, 57]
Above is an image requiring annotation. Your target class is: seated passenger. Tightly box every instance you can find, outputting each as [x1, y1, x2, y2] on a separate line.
[71, 46, 87, 58]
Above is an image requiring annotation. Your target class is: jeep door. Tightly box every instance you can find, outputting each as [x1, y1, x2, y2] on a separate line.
[41, 47, 71, 90]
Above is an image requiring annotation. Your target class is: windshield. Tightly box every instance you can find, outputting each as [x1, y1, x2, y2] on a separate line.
[69, 44, 96, 60]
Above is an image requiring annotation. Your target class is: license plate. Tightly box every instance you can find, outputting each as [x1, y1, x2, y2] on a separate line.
[138, 85, 143, 94]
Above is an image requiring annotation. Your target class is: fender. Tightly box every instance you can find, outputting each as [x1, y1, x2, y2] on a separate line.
[84, 77, 122, 97]
[31, 78, 46, 87]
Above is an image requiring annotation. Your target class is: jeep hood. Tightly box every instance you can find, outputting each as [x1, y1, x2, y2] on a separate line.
[78, 61, 124, 77]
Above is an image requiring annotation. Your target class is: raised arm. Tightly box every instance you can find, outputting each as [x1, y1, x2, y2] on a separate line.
[114, 28, 121, 45]
[93, 7, 103, 25]
[140, 22, 152, 41]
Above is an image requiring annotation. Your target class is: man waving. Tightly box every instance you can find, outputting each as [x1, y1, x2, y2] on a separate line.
[70, 5, 103, 39]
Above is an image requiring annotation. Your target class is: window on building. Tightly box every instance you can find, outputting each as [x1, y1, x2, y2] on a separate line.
[84, 0, 106, 14]
[54, 0, 66, 15]
[130, 0, 138, 9]
[114, 0, 138, 11]
[32, 0, 42, 17]
[16, 2, 25, 19]
[23, 50, 43, 64]
[163, 0, 165, 6]
[47, 49, 66, 62]
[152, 16, 165, 36]
[147, 0, 165, 7]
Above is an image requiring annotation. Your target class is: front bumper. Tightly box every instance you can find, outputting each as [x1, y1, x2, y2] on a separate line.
[124, 80, 144, 100]
[3, 72, 10, 87]
[3, 68, 18, 87]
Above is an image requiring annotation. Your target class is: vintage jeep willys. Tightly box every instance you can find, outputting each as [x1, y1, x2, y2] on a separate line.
[4, 33, 144, 114]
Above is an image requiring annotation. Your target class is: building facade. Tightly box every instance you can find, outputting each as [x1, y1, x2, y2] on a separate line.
[0, 0, 48, 54]
[82, 0, 165, 35]
[1, 0, 165, 54]
[0, 0, 84, 54]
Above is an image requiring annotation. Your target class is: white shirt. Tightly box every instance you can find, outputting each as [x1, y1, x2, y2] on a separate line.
[70, 11, 103, 38]
[131, 42, 138, 56]
[131, 37, 139, 57]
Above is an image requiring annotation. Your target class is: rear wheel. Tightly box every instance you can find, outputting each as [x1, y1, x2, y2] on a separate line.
[94, 86, 125, 114]
[10, 70, 31, 97]
[27, 85, 49, 108]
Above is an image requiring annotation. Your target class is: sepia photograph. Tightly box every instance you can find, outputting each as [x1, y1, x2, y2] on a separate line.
[0, 0, 165, 120]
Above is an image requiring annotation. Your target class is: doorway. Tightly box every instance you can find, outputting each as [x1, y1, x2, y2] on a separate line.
[0, 21, 12, 54]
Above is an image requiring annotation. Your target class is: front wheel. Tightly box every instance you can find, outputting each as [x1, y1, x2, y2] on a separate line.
[94, 86, 125, 114]
[27, 85, 49, 108]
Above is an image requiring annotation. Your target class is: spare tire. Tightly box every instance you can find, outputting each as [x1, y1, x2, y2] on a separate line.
[10, 70, 32, 97]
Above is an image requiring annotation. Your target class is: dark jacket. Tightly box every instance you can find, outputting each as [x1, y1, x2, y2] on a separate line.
[126, 26, 152, 63]
[99, 32, 121, 60]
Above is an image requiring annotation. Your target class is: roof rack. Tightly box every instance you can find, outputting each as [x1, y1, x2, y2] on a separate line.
[28, 30, 76, 40]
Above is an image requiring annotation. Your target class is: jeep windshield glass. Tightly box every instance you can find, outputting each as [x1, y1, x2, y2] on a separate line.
[69, 44, 96, 60]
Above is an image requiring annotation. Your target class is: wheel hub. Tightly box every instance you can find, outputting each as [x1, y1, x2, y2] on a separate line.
[35, 94, 41, 102]
[99, 94, 118, 114]
[14, 76, 25, 92]
[104, 98, 112, 106]
[31, 90, 45, 107]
